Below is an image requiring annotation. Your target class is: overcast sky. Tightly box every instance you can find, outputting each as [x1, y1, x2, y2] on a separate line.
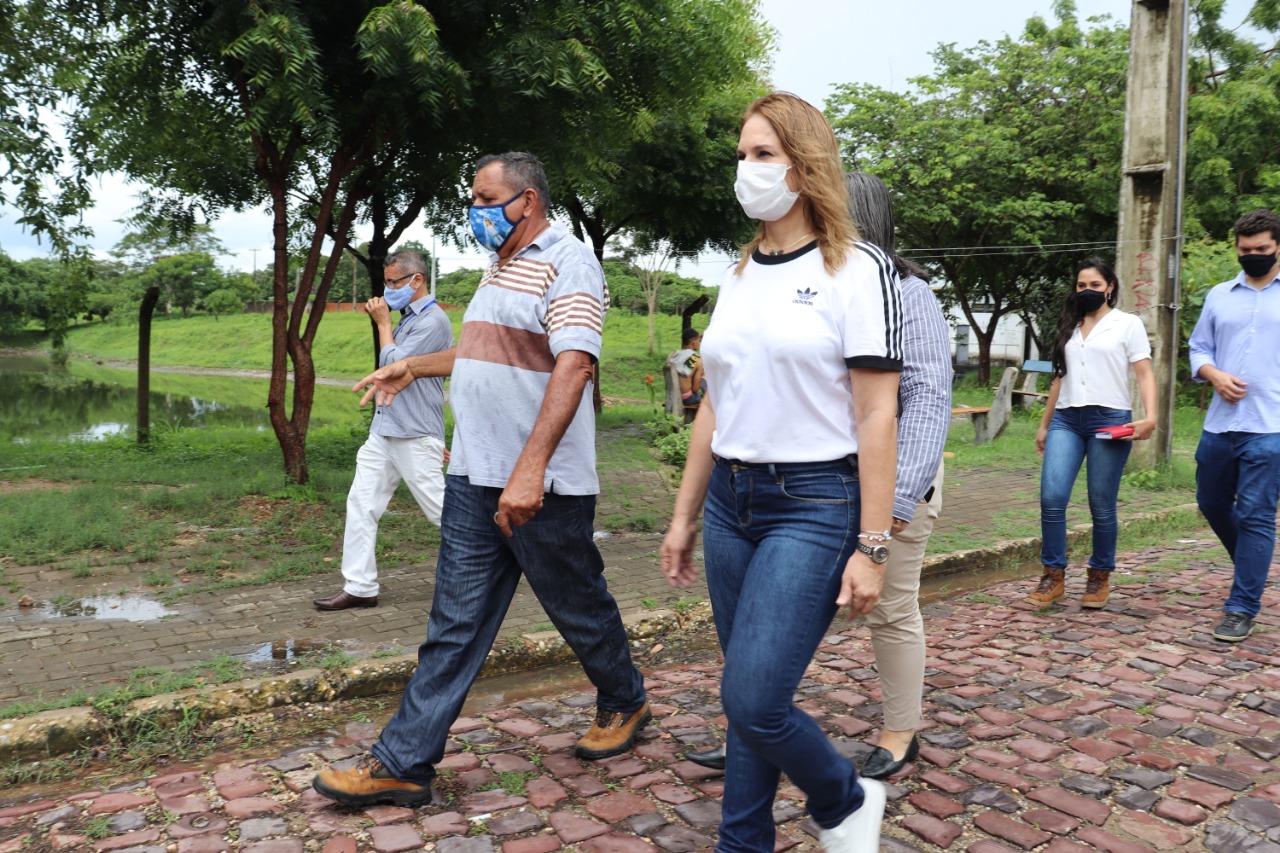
[0, 1, 1249, 279]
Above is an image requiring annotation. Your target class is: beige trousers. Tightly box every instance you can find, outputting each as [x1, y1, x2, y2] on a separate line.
[863, 462, 943, 732]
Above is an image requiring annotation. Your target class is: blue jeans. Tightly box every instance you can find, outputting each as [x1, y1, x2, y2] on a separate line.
[1195, 430, 1280, 618]
[703, 457, 868, 853]
[1040, 406, 1133, 571]
[372, 475, 646, 785]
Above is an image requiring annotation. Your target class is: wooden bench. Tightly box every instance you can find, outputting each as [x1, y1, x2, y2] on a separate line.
[1012, 359, 1054, 406]
[952, 365, 1019, 444]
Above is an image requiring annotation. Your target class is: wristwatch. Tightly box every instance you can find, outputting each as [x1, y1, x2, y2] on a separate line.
[856, 540, 890, 564]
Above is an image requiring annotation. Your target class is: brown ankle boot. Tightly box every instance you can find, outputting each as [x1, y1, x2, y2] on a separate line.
[1082, 568, 1111, 609]
[1027, 566, 1066, 606]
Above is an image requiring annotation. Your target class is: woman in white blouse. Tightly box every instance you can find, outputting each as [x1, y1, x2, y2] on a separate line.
[661, 92, 901, 853]
[1029, 257, 1156, 610]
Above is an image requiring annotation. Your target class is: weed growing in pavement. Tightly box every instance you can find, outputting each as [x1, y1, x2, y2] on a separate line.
[142, 569, 171, 587]
[371, 647, 405, 659]
[0, 754, 87, 788]
[528, 623, 554, 633]
[496, 770, 538, 796]
[0, 655, 247, 721]
[83, 817, 113, 839]
[671, 597, 702, 613]
[963, 593, 1002, 605]
[641, 598, 659, 609]
[67, 558, 93, 579]
[296, 649, 356, 671]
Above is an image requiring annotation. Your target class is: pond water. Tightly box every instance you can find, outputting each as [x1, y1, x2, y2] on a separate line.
[0, 355, 367, 445]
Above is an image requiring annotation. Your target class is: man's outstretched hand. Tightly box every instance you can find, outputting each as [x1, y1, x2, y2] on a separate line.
[353, 360, 414, 407]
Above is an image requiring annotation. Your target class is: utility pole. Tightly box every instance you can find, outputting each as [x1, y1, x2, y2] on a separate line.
[1115, 0, 1189, 468]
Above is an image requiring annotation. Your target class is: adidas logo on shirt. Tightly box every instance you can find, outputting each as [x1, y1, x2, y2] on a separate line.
[793, 287, 818, 306]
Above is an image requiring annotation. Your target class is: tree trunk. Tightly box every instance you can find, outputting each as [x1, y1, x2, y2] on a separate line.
[647, 291, 657, 357]
[265, 182, 309, 485]
[136, 286, 161, 446]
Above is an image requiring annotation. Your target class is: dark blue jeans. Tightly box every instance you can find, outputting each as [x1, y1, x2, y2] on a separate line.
[1040, 406, 1133, 571]
[372, 475, 646, 785]
[1195, 430, 1280, 618]
[703, 457, 868, 853]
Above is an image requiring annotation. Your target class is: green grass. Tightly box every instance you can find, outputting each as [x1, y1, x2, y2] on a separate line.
[0, 654, 249, 721]
[57, 307, 692, 403]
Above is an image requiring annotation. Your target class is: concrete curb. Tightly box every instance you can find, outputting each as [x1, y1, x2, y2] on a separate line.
[0, 503, 1203, 764]
[0, 606, 715, 764]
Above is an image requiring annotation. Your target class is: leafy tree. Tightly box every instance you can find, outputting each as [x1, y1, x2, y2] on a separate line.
[0, 1, 96, 257]
[22, 0, 770, 483]
[17, 256, 86, 361]
[828, 2, 1129, 381]
[435, 268, 483, 308]
[0, 249, 35, 336]
[203, 287, 245, 320]
[138, 251, 224, 318]
[1184, 0, 1280, 238]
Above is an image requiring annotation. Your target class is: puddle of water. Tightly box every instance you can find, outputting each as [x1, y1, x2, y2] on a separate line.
[241, 638, 354, 665]
[37, 595, 176, 622]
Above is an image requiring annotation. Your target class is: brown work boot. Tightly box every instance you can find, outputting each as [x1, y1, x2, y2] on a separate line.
[1082, 568, 1111, 609]
[312, 755, 433, 807]
[575, 703, 652, 760]
[1027, 566, 1066, 607]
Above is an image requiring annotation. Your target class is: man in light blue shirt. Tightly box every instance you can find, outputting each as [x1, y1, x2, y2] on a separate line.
[1189, 208, 1280, 642]
[313, 250, 452, 611]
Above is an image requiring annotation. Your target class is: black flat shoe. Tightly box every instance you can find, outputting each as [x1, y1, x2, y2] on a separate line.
[860, 734, 920, 780]
[684, 745, 725, 770]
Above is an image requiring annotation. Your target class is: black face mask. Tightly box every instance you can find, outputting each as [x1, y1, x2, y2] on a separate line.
[1074, 289, 1108, 315]
[1239, 252, 1277, 278]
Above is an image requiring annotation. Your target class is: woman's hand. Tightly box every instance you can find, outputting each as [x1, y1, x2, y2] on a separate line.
[660, 518, 701, 589]
[1124, 418, 1156, 441]
[836, 550, 885, 618]
[1036, 425, 1049, 456]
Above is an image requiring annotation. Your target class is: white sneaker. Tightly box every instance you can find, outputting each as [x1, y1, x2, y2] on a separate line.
[818, 778, 886, 853]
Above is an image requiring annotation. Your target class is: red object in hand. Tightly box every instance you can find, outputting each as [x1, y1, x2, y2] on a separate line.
[1094, 425, 1135, 440]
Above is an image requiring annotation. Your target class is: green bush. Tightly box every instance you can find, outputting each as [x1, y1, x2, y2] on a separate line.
[645, 415, 691, 468]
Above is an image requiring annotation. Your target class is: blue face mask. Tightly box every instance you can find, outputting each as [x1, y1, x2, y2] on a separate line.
[468, 191, 526, 253]
[384, 278, 416, 310]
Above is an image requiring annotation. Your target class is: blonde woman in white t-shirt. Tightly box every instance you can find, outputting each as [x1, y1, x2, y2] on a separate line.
[1029, 257, 1156, 610]
[660, 92, 902, 853]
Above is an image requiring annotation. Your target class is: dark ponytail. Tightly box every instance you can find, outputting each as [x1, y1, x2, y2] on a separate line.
[1050, 258, 1120, 378]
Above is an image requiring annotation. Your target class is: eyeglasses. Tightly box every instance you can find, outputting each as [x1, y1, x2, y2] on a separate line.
[384, 272, 418, 287]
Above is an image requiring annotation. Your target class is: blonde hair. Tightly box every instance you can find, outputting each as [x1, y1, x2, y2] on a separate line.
[735, 93, 858, 276]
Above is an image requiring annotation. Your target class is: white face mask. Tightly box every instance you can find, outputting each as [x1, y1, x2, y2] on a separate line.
[734, 161, 799, 221]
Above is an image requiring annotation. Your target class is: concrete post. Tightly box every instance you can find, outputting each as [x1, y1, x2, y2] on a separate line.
[1115, 0, 1189, 467]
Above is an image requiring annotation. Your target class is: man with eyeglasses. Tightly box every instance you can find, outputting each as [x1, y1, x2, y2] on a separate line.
[312, 250, 452, 611]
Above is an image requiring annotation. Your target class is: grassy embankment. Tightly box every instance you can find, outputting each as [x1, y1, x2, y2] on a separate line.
[4, 312, 1208, 573]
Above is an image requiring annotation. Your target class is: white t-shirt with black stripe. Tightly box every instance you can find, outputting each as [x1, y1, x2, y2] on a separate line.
[702, 241, 903, 463]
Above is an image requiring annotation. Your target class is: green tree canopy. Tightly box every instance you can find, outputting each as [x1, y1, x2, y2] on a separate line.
[19, 0, 770, 482]
[827, 2, 1129, 381]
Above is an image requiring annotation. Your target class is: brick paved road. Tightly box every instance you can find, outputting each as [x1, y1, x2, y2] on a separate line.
[2, 535, 1278, 852]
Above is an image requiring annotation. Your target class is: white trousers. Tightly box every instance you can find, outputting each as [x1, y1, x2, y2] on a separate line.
[340, 433, 446, 597]
[863, 462, 944, 732]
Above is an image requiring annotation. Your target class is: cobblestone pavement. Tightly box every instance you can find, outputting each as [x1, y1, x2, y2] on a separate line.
[3, 534, 1278, 852]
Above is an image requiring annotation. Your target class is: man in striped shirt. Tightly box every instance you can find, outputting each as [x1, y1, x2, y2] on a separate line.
[314, 152, 650, 808]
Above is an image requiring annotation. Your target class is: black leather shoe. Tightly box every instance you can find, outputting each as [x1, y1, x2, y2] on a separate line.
[860, 734, 919, 780]
[684, 745, 725, 770]
[313, 590, 379, 611]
